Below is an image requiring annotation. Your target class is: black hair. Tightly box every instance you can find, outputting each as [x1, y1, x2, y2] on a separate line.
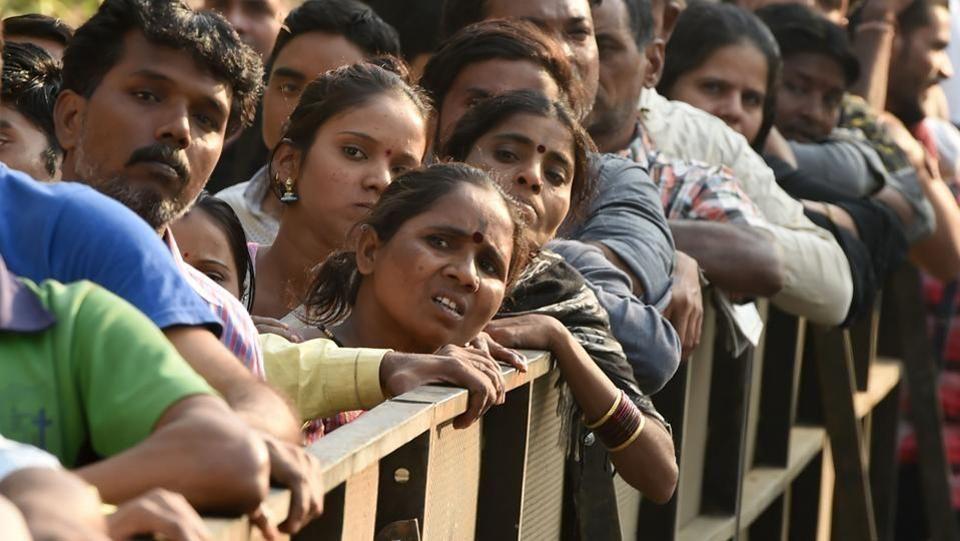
[660, 1, 782, 149]
[2, 13, 74, 48]
[420, 19, 588, 119]
[756, 3, 860, 87]
[304, 162, 530, 327]
[61, 0, 263, 137]
[267, 0, 401, 77]
[439, 0, 488, 40]
[622, 0, 656, 48]
[192, 192, 256, 311]
[900, 0, 950, 34]
[1, 42, 63, 177]
[270, 58, 431, 198]
[440, 89, 597, 222]
[360, 0, 444, 62]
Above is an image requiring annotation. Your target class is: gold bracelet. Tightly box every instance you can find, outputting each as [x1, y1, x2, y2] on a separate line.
[856, 21, 895, 33]
[608, 411, 647, 452]
[584, 391, 622, 429]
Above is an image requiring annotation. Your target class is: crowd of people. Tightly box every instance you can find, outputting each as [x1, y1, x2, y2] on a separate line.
[0, 0, 957, 538]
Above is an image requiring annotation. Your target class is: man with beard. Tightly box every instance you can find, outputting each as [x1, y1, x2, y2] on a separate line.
[0, 0, 328, 533]
[577, 0, 853, 325]
[760, 3, 960, 281]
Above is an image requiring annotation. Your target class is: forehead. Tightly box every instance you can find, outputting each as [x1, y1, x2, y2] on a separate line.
[783, 52, 846, 90]
[485, 0, 592, 27]
[591, 0, 629, 34]
[931, 6, 951, 41]
[321, 93, 426, 142]
[698, 44, 769, 86]
[452, 59, 562, 98]
[0, 105, 43, 134]
[101, 32, 233, 106]
[421, 184, 515, 244]
[270, 32, 366, 78]
[486, 113, 575, 156]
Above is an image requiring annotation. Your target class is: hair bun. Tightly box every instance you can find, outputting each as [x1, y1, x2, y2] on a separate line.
[366, 54, 413, 84]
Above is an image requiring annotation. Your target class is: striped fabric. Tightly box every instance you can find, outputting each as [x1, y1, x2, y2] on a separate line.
[164, 231, 265, 378]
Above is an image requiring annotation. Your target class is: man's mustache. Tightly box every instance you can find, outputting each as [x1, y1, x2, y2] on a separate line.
[126, 145, 190, 185]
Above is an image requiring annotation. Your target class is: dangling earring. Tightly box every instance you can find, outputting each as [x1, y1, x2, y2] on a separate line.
[280, 177, 299, 203]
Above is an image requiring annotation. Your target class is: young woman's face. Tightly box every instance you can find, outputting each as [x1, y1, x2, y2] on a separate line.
[363, 183, 516, 351]
[170, 208, 242, 299]
[668, 42, 769, 143]
[464, 113, 576, 249]
[277, 92, 428, 252]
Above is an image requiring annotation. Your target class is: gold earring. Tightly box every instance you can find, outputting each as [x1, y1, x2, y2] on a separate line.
[280, 177, 298, 203]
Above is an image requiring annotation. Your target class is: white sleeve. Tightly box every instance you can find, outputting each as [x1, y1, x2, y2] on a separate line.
[0, 435, 62, 483]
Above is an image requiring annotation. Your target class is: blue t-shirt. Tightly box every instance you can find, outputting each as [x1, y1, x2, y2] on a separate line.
[0, 164, 220, 334]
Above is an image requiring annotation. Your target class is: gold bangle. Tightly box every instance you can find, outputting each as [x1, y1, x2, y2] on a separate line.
[585, 391, 622, 429]
[608, 411, 647, 453]
[856, 21, 895, 33]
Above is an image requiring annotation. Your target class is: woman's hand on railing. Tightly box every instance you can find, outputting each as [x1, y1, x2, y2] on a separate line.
[467, 332, 528, 373]
[380, 345, 508, 428]
[106, 488, 211, 541]
[260, 434, 324, 535]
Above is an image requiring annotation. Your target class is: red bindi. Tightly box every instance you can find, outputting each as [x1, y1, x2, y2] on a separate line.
[472, 232, 485, 244]
[536, 144, 546, 154]
[385, 149, 392, 157]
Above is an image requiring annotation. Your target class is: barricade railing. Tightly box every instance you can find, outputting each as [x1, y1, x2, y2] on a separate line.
[202, 275, 957, 540]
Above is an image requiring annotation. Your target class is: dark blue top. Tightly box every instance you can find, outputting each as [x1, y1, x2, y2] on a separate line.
[0, 164, 220, 334]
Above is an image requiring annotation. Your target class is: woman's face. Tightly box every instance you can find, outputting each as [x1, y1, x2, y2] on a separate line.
[464, 113, 576, 249]
[361, 183, 516, 351]
[668, 42, 769, 143]
[170, 208, 242, 299]
[275, 92, 428, 252]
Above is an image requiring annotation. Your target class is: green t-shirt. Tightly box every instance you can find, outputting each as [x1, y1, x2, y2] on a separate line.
[0, 279, 213, 467]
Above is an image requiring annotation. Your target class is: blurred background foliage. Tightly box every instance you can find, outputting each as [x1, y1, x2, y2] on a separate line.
[4, 0, 101, 25]
[3, 1, 203, 26]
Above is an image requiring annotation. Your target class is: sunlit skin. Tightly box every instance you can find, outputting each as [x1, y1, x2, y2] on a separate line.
[261, 32, 367, 151]
[587, 0, 650, 152]
[254, 93, 428, 317]
[667, 43, 768, 144]
[4, 35, 65, 60]
[888, 5, 954, 124]
[257, 32, 368, 222]
[484, 0, 600, 111]
[774, 52, 846, 143]
[0, 105, 59, 181]
[335, 183, 516, 353]
[463, 113, 576, 248]
[436, 58, 562, 145]
[170, 208, 243, 299]
[55, 32, 232, 232]
[203, 0, 286, 59]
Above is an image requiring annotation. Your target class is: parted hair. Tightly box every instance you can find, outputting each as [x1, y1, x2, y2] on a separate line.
[61, 0, 263, 137]
[269, 57, 432, 198]
[660, 1, 782, 149]
[304, 163, 531, 327]
[440, 89, 597, 222]
[420, 19, 588, 120]
[2, 13, 74, 47]
[2, 42, 63, 177]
